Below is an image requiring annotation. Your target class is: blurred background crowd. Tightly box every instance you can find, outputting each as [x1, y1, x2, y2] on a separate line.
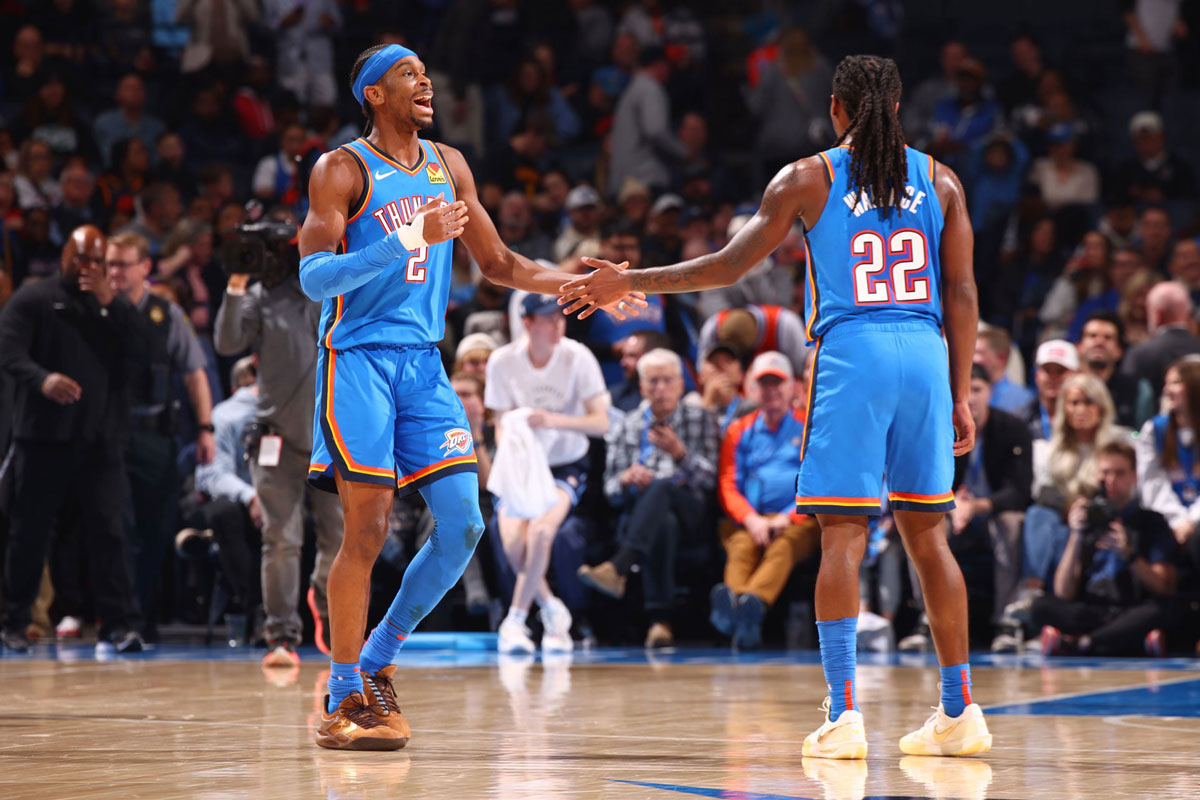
[1, 0, 1199, 658]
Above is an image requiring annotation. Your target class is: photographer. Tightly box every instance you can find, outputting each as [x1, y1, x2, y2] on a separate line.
[1032, 439, 1179, 656]
[213, 209, 343, 665]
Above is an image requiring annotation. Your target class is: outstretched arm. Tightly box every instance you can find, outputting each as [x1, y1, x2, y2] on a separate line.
[936, 161, 979, 456]
[558, 159, 820, 317]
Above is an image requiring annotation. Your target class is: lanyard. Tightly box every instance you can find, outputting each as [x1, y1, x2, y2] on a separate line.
[639, 406, 659, 465]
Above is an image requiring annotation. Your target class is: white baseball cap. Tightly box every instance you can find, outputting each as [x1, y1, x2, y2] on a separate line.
[748, 351, 793, 382]
[1035, 339, 1079, 371]
[455, 332, 498, 360]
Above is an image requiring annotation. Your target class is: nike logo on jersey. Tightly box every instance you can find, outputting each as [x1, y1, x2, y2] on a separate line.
[374, 168, 397, 180]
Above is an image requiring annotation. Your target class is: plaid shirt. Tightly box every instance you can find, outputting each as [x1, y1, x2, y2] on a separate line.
[604, 398, 719, 505]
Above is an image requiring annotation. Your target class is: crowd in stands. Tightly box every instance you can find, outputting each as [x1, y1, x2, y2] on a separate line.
[1, 0, 1199, 657]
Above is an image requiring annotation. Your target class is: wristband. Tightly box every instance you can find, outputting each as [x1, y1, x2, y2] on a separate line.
[394, 213, 428, 252]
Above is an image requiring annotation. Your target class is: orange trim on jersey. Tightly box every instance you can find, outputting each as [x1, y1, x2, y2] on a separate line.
[359, 137, 427, 175]
[431, 142, 458, 201]
[817, 151, 835, 182]
[888, 491, 955, 504]
[799, 339, 819, 459]
[340, 144, 374, 223]
[323, 294, 344, 349]
[396, 453, 477, 489]
[308, 462, 329, 473]
[795, 495, 879, 506]
[927, 153, 935, 181]
[323, 349, 395, 478]
[804, 242, 819, 341]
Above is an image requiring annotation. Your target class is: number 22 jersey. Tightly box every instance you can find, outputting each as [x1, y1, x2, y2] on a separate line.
[801, 145, 944, 342]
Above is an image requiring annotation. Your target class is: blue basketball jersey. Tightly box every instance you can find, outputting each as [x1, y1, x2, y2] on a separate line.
[317, 137, 457, 349]
[802, 145, 944, 342]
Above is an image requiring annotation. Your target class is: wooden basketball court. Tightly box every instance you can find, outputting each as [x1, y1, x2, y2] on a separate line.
[1, 644, 1197, 799]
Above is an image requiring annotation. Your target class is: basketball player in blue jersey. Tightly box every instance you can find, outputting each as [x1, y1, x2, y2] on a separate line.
[561, 56, 991, 759]
[298, 43, 644, 751]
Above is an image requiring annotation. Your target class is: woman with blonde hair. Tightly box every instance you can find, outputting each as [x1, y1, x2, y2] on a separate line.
[1117, 268, 1161, 348]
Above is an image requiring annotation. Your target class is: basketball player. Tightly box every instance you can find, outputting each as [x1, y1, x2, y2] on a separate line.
[559, 55, 991, 758]
[299, 44, 644, 751]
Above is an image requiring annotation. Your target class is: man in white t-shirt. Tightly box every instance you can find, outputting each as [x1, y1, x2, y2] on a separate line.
[485, 294, 611, 653]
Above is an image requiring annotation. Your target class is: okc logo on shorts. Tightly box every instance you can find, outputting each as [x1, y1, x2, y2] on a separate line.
[439, 428, 472, 455]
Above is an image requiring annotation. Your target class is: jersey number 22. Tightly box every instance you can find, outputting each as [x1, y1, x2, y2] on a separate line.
[851, 229, 929, 305]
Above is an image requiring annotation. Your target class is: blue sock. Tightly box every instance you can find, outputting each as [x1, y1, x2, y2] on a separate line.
[359, 472, 484, 675]
[939, 663, 972, 717]
[817, 616, 858, 720]
[327, 660, 361, 713]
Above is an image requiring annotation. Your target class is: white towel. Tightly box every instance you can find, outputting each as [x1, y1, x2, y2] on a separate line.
[487, 408, 559, 519]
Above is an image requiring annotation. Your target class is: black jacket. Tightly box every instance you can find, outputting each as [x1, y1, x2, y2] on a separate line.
[953, 408, 1034, 514]
[0, 276, 146, 443]
[1122, 326, 1200, 401]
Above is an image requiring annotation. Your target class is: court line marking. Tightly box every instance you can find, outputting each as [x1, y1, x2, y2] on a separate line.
[982, 672, 1200, 713]
[1103, 714, 1200, 732]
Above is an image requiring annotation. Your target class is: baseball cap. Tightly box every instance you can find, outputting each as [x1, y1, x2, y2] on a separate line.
[748, 351, 793, 382]
[650, 193, 684, 216]
[565, 184, 601, 211]
[455, 332, 498, 361]
[1035, 339, 1080, 371]
[704, 339, 750, 368]
[521, 293, 561, 318]
[1129, 110, 1163, 136]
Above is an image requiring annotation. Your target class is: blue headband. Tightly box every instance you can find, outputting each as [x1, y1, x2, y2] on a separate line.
[352, 44, 418, 106]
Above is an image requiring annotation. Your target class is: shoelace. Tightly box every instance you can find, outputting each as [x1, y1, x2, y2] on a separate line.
[364, 671, 402, 717]
[341, 694, 388, 729]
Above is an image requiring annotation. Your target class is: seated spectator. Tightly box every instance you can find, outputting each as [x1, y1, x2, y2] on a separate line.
[1023, 373, 1123, 598]
[13, 139, 61, 210]
[148, 132, 197, 201]
[485, 294, 611, 653]
[1136, 357, 1200, 577]
[553, 185, 601, 262]
[951, 365, 1033, 651]
[1137, 205, 1173, 274]
[1032, 439, 1178, 657]
[974, 325, 1035, 415]
[453, 332, 498, 382]
[1078, 311, 1156, 430]
[252, 123, 307, 207]
[1065, 246, 1142, 343]
[1026, 339, 1079, 440]
[696, 340, 755, 434]
[92, 73, 166, 168]
[497, 192, 552, 262]
[580, 348, 719, 647]
[1028, 124, 1100, 212]
[187, 356, 263, 641]
[50, 160, 100, 247]
[486, 55, 580, 147]
[1115, 111, 1196, 204]
[611, 330, 673, 414]
[1169, 239, 1200, 305]
[1117, 267, 1160, 349]
[1122, 281, 1200, 398]
[641, 193, 685, 267]
[904, 38, 968, 147]
[479, 113, 556, 202]
[711, 352, 818, 648]
[928, 59, 1001, 167]
[698, 304, 808, 377]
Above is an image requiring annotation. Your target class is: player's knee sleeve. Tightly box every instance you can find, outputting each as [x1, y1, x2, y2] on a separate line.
[419, 472, 485, 576]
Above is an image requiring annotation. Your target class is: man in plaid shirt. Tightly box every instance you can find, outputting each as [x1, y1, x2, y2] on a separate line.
[578, 348, 719, 647]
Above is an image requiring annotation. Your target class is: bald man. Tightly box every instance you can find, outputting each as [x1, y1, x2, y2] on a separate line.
[1122, 281, 1200, 399]
[0, 225, 145, 653]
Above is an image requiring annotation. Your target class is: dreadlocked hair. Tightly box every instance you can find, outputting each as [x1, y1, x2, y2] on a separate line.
[350, 45, 389, 136]
[832, 55, 908, 216]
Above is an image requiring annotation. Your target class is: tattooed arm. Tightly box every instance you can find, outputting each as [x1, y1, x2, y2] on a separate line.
[559, 158, 824, 317]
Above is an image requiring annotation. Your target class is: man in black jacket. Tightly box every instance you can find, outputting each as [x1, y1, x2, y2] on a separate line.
[0, 225, 144, 653]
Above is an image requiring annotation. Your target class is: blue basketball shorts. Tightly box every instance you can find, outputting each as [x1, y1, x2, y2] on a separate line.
[308, 343, 478, 496]
[795, 321, 956, 516]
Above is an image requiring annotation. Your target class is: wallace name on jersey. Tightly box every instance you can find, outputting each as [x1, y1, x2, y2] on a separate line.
[842, 183, 930, 218]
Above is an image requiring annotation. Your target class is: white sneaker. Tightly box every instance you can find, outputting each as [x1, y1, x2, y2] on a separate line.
[802, 697, 868, 760]
[55, 616, 82, 638]
[899, 703, 992, 757]
[498, 616, 536, 655]
[539, 597, 574, 652]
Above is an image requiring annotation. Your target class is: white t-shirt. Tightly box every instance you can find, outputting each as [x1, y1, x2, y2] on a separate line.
[485, 337, 609, 466]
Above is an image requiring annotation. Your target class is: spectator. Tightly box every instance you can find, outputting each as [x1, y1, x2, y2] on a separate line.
[610, 330, 673, 413]
[496, 192, 552, 261]
[641, 192, 685, 266]
[697, 341, 756, 434]
[965, 132, 1029, 233]
[92, 73, 166, 169]
[231, 56, 278, 144]
[175, 0, 258, 76]
[1027, 339, 1080, 441]
[179, 86, 245, 168]
[485, 294, 611, 654]
[1169, 238, 1200, 299]
[973, 325, 1035, 415]
[453, 332, 498, 381]
[486, 55, 580, 147]
[1028, 124, 1101, 212]
[553, 185, 602, 262]
[1123, 0, 1188, 107]
[712, 352, 818, 648]
[1116, 111, 1196, 203]
[998, 32, 1045, 112]
[951, 365, 1034, 651]
[159, 219, 224, 334]
[96, 136, 149, 224]
[149, 132, 197, 199]
[106, 231, 216, 640]
[1078, 310, 1157, 430]
[928, 58, 1001, 166]
[480, 113, 556, 202]
[608, 45, 686, 196]
[1033, 439, 1178, 656]
[121, 182, 182, 258]
[1065, 246, 1144, 343]
[532, 169, 570, 237]
[19, 71, 93, 162]
[571, 0, 615, 70]
[580, 348, 719, 647]
[189, 355, 263, 644]
[746, 28, 833, 171]
[5, 25, 49, 107]
[1122, 281, 1200, 397]
[696, 216, 799, 319]
[49, 160, 99, 247]
[1137, 205, 1174, 274]
[213, 224, 345, 661]
[698, 304, 809, 377]
[905, 38, 969, 146]
[1117, 267, 1160, 348]
[13, 139, 61, 211]
[252, 123, 307, 206]
[264, 0, 339, 106]
[1033, 228, 1106, 341]
[614, 175, 651, 229]
[1098, 197, 1139, 250]
[0, 226, 144, 653]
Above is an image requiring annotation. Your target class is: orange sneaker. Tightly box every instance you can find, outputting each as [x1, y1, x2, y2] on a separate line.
[362, 665, 412, 744]
[316, 692, 407, 751]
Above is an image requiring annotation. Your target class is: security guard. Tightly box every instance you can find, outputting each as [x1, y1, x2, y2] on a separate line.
[0, 225, 143, 653]
[106, 231, 216, 639]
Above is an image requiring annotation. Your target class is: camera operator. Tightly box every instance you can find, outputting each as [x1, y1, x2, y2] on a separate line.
[213, 208, 343, 665]
[1032, 439, 1179, 656]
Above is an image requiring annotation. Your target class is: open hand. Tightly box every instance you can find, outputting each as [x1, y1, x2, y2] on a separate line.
[42, 372, 82, 404]
[558, 257, 648, 320]
[416, 195, 468, 246]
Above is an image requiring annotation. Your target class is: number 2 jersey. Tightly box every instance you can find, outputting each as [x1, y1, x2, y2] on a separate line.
[802, 144, 944, 342]
[317, 136, 457, 350]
